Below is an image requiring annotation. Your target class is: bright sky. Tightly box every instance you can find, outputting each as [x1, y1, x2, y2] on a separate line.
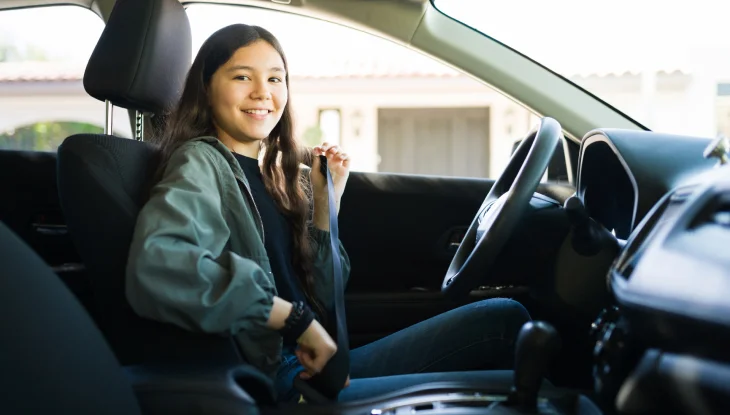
[435, 0, 730, 75]
[0, 6, 103, 61]
[185, 5, 442, 76]
[2, 1, 730, 73]
[1, 2, 730, 89]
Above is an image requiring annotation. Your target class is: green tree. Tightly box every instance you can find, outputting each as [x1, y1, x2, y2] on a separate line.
[302, 125, 324, 148]
[0, 121, 103, 151]
[0, 43, 21, 62]
[0, 40, 48, 62]
[24, 44, 49, 61]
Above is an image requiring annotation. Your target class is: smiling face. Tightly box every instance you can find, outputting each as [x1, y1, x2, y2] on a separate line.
[208, 40, 288, 156]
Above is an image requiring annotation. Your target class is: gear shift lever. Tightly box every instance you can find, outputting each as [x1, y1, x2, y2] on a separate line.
[506, 321, 561, 410]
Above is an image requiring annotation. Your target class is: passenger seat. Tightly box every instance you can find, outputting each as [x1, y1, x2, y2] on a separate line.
[57, 0, 240, 367]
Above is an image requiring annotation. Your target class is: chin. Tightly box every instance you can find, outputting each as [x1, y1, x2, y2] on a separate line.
[239, 129, 270, 142]
[249, 133, 271, 142]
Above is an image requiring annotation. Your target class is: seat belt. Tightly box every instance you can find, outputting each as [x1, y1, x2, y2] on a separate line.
[293, 155, 350, 403]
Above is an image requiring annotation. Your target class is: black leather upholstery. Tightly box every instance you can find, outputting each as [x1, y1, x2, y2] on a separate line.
[84, 0, 191, 113]
[0, 221, 272, 414]
[0, 222, 142, 415]
[58, 0, 240, 366]
[58, 135, 241, 365]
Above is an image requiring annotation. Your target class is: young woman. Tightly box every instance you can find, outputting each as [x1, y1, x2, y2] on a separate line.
[126, 24, 531, 403]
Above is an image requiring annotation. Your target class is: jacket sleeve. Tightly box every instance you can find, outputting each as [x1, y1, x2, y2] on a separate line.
[126, 144, 275, 335]
[310, 226, 351, 312]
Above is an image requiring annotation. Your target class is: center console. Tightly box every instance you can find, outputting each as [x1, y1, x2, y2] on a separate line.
[257, 321, 602, 415]
[126, 319, 603, 415]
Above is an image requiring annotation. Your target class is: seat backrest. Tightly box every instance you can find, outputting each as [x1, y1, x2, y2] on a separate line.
[58, 134, 164, 364]
[57, 0, 241, 366]
[0, 221, 142, 415]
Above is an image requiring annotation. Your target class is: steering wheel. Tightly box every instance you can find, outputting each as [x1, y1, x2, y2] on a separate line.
[441, 117, 562, 298]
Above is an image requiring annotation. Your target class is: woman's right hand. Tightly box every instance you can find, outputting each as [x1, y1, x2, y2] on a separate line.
[295, 319, 337, 376]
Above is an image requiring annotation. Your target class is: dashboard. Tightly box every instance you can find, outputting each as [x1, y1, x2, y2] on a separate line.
[576, 129, 730, 413]
[577, 129, 716, 239]
[611, 165, 730, 343]
[576, 128, 730, 342]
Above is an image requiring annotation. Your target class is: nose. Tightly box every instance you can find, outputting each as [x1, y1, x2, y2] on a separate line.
[250, 79, 272, 101]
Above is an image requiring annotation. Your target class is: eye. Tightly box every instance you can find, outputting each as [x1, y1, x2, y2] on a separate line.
[269, 77, 283, 83]
[234, 75, 251, 81]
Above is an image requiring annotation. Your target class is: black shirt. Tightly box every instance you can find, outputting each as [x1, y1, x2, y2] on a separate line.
[233, 153, 307, 308]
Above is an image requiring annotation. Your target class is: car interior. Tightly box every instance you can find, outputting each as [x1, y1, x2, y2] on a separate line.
[2, 0, 730, 414]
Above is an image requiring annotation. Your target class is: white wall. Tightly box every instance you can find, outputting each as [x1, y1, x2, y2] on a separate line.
[1, 71, 725, 179]
[0, 81, 133, 138]
[291, 76, 534, 177]
[570, 71, 718, 138]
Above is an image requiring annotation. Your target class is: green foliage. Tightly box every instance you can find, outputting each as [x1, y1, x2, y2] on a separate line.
[0, 43, 20, 62]
[302, 125, 324, 148]
[0, 121, 103, 152]
[23, 44, 49, 61]
[0, 37, 49, 62]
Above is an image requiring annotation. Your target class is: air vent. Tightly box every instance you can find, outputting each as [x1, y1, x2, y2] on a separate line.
[691, 194, 730, 229]
[710, 196, 730, 227]
[713, 207, 730, 226]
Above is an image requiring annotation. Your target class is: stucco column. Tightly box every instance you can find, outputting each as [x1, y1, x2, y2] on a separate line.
[684, 47, 719, 138]
[639, 69, 656, 128]
[356, 105, 379, 173]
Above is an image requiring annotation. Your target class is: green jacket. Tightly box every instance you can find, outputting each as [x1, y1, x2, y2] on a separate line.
[125, 136, 351, 379]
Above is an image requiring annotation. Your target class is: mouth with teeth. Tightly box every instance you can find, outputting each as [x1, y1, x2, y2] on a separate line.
[242, 109, 273, 120]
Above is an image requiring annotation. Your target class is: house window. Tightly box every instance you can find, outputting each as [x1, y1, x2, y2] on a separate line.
[318, 109, 342, 146]
[717, 83, 730, 97]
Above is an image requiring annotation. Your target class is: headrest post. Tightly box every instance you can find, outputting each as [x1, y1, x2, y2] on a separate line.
[135, 111, 145, 141]
[104, 100, 114, 135]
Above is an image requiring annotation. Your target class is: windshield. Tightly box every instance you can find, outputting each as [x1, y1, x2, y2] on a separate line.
[434, 0, 730, 138]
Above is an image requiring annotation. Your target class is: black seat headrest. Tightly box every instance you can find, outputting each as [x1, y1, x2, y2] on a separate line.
[84, 0, 191, 114]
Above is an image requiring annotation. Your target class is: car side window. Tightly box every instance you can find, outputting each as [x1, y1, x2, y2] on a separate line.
[186, 4, 545, 180]
[0, 6, 131, 152]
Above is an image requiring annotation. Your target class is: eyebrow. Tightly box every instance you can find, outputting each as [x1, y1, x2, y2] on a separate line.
[227, 65, 286, 73]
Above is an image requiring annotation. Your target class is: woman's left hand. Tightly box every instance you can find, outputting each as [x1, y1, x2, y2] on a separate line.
[311, 143, 350, 229]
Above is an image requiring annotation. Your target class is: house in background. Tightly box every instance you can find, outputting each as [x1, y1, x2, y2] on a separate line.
[288, 56, 537, 178]
[0, 58, 536, 177]
[2, 3, 730, 179]
[1, 58, 729, 178]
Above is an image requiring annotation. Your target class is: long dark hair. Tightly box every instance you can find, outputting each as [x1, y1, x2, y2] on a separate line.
[154, 24, 323, 317]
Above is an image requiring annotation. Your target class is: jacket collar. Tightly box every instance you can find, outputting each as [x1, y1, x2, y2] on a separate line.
[189, 136, 250, 185]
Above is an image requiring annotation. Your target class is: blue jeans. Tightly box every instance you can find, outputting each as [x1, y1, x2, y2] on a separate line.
[275, 298, 530, 402]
